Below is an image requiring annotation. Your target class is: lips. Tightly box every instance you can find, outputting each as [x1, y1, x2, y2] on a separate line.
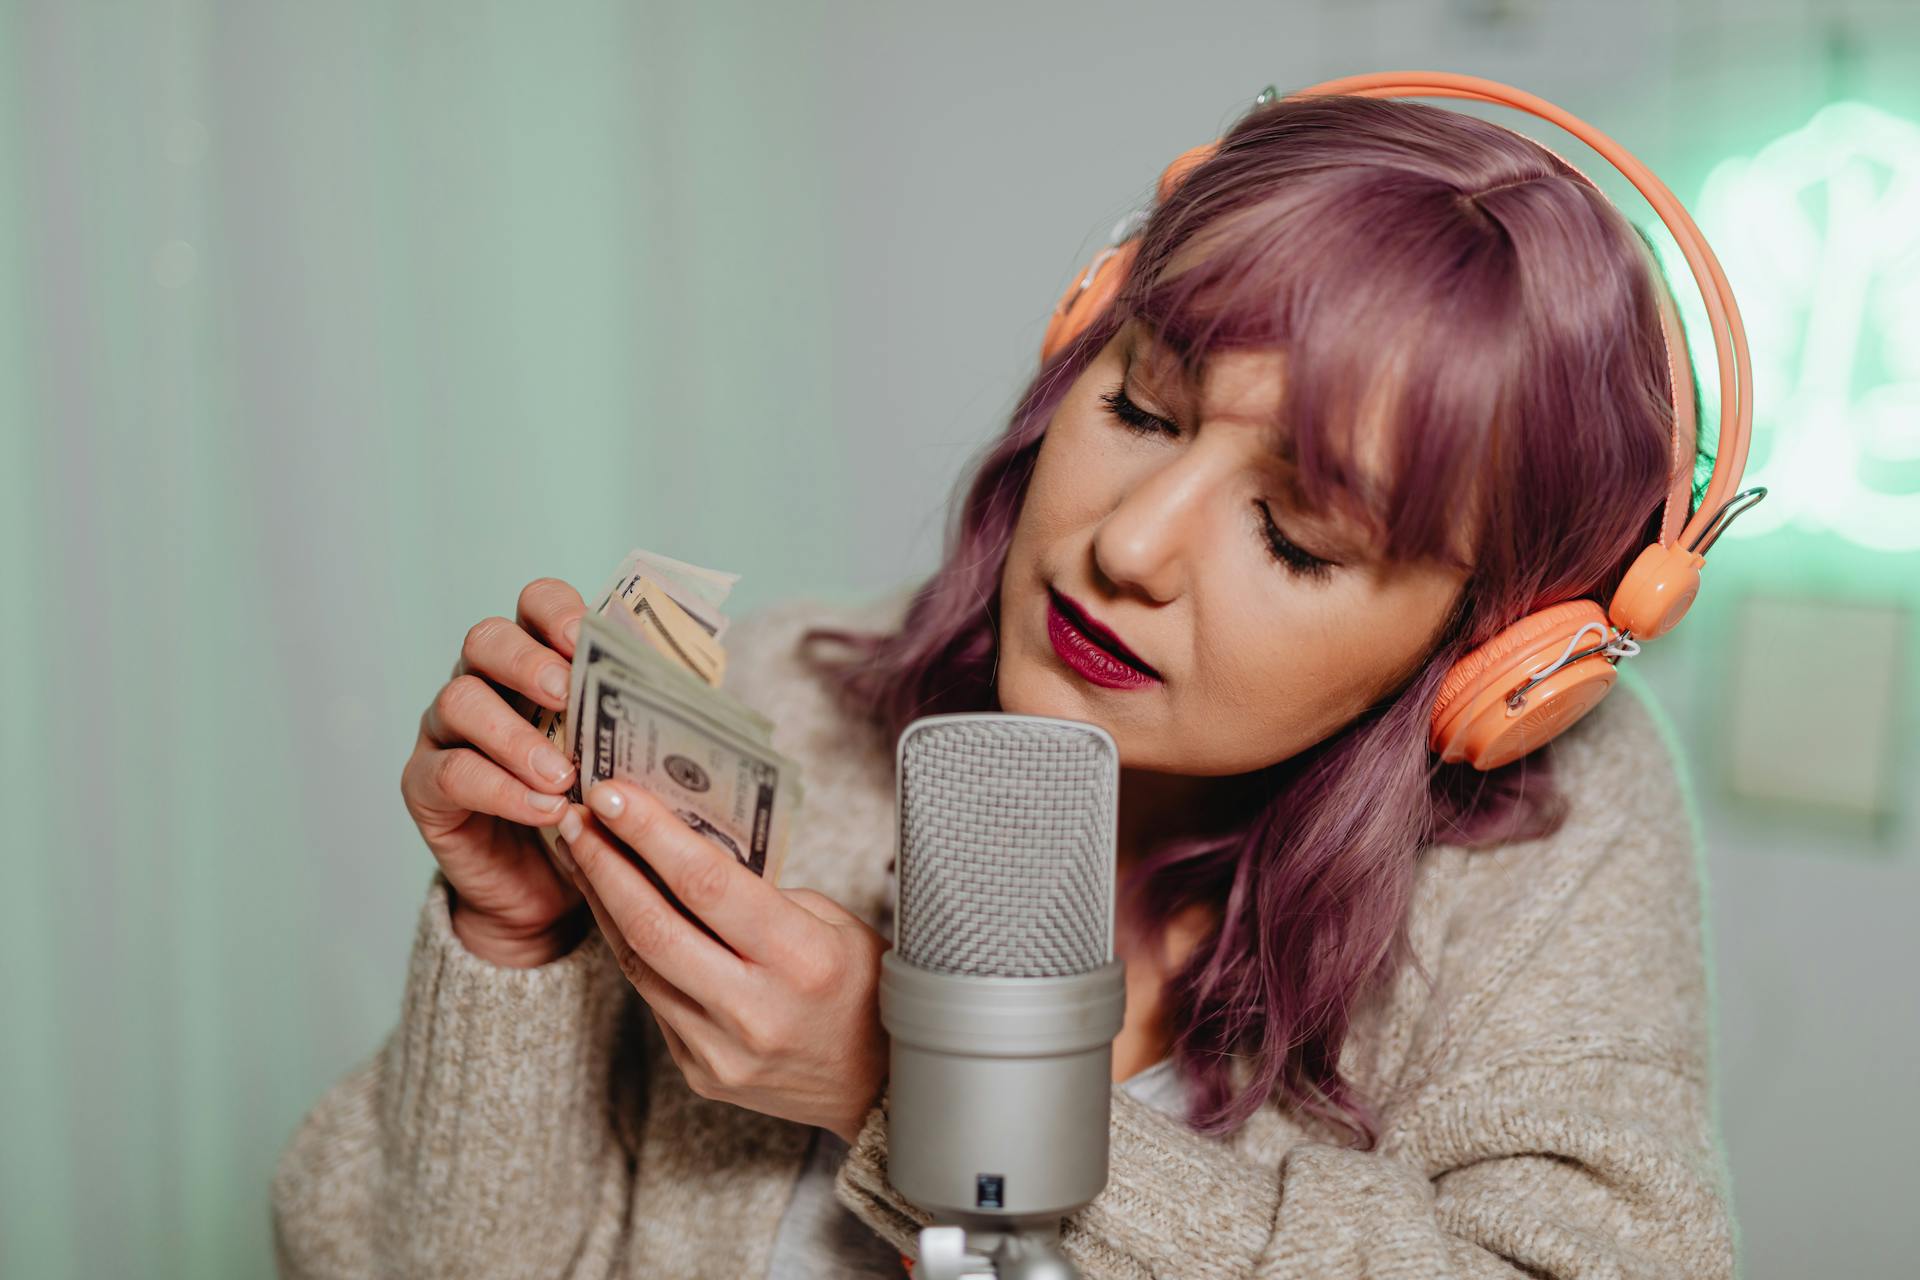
[1047, 588, 1162, 689]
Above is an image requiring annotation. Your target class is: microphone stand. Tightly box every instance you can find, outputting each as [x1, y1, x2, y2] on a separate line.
[918, 1221, 1078, 1280]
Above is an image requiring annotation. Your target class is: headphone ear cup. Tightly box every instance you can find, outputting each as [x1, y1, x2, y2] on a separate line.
[1430, 600, 1619, 769]
[1040, 240, 1139, 364]
[1609, 541, 1706, 639]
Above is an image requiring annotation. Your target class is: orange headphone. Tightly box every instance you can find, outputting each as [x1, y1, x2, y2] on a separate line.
[1040, 71, 1766, 771]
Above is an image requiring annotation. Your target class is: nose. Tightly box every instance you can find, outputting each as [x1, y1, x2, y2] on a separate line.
[1090, 457, 1212, 603]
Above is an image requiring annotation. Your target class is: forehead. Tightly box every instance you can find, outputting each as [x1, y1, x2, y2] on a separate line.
[1123, 320, 1482, 573]
[1125, 323, 1394, 508]
[1129, 324, 1281, 426]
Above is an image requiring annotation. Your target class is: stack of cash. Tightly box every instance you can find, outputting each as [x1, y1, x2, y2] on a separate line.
[519, 549, 804, 888]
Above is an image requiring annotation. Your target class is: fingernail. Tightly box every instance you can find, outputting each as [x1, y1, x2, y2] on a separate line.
[559, 807, 583, 843]
[587, 783, 625, 819]
[526, 789, 564, 813]
[534, 745, 573, 782]
[539, 664, 569, 701]
[551, 834, 578, 879]
[564, 617, 581, 647]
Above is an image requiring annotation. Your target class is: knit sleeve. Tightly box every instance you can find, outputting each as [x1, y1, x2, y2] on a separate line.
[270, 871, 644, 1279]
[833, 690, 1736, 1278]
[833, 982, 1732, 1279]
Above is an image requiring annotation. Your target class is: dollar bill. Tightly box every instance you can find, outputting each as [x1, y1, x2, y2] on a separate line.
[515, 552, 800, 895]
[589, 548, 738, 643]
[574, 626, 798, 883]
[545, 555, 747, 796]
[602, 574, 727, 687]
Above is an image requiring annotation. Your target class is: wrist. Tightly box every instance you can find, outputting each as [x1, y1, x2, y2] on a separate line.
[449, 896, 591, 969]
[832, 1073, 889, 1145]
[834, 1093, 885, 1148]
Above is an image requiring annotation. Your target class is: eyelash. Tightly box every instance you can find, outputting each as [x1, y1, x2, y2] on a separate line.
[1097, 386, 1336, 582]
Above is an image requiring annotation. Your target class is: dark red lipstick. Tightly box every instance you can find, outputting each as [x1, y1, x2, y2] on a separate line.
[1046, 588, 1162, 689]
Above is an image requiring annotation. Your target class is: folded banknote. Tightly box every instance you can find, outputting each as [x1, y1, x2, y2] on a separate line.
[515, 550, 803, 892]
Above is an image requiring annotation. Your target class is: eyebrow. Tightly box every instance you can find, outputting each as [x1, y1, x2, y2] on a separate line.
[1128, 325, 1389, 520]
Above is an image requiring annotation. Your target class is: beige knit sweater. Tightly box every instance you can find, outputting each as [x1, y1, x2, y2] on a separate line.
[271, 590, 1736, 1278]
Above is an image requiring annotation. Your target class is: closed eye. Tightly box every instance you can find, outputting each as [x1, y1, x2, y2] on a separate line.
[1256, 501, 1336, 581]
[1099, 386, 1177, 437]
[1101, 385, 1338, 582]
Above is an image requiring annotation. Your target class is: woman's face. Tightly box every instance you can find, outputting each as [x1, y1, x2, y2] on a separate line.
[996, 319, 1473, 777]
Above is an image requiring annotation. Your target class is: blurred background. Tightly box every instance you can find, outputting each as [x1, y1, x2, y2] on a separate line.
[2, 0, 1915, 1275]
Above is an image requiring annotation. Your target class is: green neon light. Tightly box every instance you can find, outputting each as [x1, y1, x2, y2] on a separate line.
[1647, 100, 1920, 554]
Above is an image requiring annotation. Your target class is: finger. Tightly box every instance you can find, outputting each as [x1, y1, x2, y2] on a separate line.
[563, 805, 753, 1008]
[782, 886, 857, 925]
[651, 1008, 694, 1070]
[567, 831, 711, 1029]
[625, 964, 700, 1088]
[581, 779, 816, 970]
[420, 675, 577, 794]
[516, 577, 588, 661]
[406, 745, 571, 829]
[450, 614, 575, 712]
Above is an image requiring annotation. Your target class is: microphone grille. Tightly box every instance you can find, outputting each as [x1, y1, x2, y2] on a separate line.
[895, 714, 1118, 978]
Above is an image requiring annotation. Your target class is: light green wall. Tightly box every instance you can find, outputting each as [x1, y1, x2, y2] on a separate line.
[0, 3, 853, 1275]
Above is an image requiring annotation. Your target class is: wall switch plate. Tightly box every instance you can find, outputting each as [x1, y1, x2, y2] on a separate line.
[1723, 593, 1908, 825]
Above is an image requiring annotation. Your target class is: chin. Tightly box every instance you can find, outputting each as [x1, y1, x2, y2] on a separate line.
[994, 643, 1061, 719]
[996, 640, 1135, 750]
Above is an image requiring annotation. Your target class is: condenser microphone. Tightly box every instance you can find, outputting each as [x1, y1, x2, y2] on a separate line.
[881, 713, 1127, 1280]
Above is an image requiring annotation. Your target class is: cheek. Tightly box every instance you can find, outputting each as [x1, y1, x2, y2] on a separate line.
[1001, 422, 1117, 614]
[1020, 422, 1112, 537]
[1167, 585, 1366, 770]
[1180, 573, 1459, 770]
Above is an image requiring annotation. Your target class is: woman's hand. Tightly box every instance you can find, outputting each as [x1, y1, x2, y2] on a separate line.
[554, 779, 890, 1143]
[400, 578, 589, 968]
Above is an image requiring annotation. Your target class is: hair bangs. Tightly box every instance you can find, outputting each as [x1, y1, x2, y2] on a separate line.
[1118, 173, 1523, 573]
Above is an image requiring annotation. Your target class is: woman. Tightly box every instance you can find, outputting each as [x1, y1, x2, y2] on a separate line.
[272, 88, 1738, 1277]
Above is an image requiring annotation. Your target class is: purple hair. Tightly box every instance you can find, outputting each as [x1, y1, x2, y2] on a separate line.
[800, 94, 1709, 1144]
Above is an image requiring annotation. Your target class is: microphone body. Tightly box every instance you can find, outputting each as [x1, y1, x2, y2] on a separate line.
[882, 953, 1125, 1221]
[881, 712, 1126, 1250]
